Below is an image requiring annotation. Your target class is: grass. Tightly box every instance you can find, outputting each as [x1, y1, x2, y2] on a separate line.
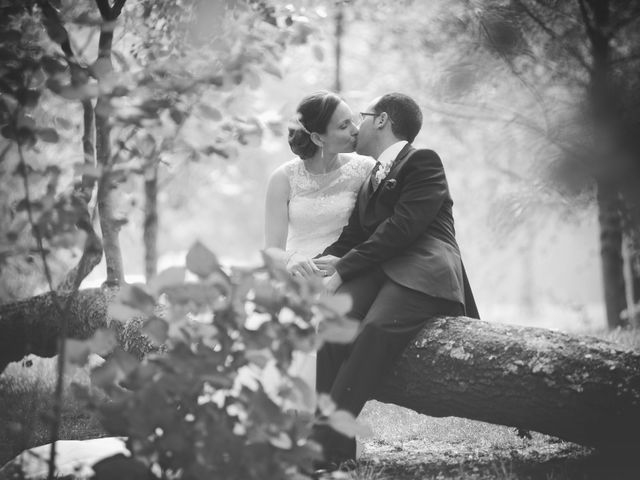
[0, 356, 106, 467]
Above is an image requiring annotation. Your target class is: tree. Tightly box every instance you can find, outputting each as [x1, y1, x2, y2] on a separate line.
[463, 0, 640, 329]
[0, 1, 323, 475]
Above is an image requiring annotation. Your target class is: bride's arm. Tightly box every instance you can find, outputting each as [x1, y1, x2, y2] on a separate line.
[264, 167, 291, 266]
[264, 167, 320, 277]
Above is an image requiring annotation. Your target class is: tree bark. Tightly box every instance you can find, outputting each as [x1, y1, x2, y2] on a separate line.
[144, 163, 158, 282]
[95, 8, 124, 287]
[580, 0, 628, 329]
[597, 181, 627, 328]
[0, 289, 111, 372]
[1, 300, 639, 448]
[375, 317, 640, 448]
[333, 2, 344, 94]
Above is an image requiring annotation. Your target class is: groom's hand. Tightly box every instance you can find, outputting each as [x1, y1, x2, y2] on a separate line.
[323, 271, 343, 294]
[313, 255, 339, 277]
[287, 253, 321, 279]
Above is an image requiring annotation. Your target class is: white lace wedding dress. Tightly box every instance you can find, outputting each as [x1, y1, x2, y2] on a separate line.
[283, 153, 375, 394]
[285, 153, 374, 258]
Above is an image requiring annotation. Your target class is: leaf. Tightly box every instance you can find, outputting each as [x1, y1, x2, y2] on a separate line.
[91, 348, 139, 388]
[199, 104, 223, 121]
[108, 303, 143, 323]
[55, 116, 74, 129]
[91, 361, 120, 388]
[186, 241, 220, 278]
[116, 284, 156, 314]
[47, 80, 100, 100]
[260, 249, 289, 282]
[36, 128, 59, 143]
[327, 410, 372, 438]
[245, 349, 272, 368]
[41, 56, 67, 75]
[289, 376, 315, 411]
[88, 328, 118, 356]
[74, 163, 102, 179]
[18, 89, 41, 108]
[316, 393, 336, 416]
[269, 432, 292, 449]
[318, 294, 352, 316]
[316, 317, 359, 344]
[147, 266, 187, 296]
[141, 317, 169, 345]
[262, 60, 282, 79]
[65, 338, 91, 366]
[90, 57, 113, 80]
[41, 8, 69, 45]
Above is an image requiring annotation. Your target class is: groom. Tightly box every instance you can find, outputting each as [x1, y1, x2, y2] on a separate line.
[313, 92, 479, 464]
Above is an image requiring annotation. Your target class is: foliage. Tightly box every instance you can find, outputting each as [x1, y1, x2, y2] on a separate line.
[66, 242, 365, 480]
[0, 0, 324, 293]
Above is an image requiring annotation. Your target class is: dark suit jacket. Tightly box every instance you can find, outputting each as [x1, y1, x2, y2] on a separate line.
[323, 144, 479, 318]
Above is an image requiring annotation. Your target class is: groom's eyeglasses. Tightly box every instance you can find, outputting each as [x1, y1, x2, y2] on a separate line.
[359, 112, 380, 123]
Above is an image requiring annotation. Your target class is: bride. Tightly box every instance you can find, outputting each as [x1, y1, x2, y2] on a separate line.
[264, 91, 374, 387]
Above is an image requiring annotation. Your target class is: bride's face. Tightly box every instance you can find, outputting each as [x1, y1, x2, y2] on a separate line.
[318, 101, 358, 155]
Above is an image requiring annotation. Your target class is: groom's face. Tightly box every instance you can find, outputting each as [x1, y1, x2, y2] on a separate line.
[355, 99, 379, 157]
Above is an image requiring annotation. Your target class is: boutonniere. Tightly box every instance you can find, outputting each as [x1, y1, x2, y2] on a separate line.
[374, 165, 387, 186]
[383, 178, 397, 190]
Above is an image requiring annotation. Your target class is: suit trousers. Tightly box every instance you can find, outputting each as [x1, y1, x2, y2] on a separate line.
[314, 266, 464, 462]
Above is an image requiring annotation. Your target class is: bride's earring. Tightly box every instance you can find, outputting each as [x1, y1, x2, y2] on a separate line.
[320, 145, 324, 159]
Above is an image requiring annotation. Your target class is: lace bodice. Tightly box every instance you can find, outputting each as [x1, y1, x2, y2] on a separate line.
[285, 154, 375, 258]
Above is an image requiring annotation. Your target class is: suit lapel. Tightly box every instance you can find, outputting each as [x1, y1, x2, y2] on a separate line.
[385, 143, 414, 181]
[358, 144, 415, 222]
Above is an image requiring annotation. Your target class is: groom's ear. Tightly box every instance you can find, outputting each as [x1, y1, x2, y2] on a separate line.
[377, 112, 389, 129]
[310, 132, 324, 147]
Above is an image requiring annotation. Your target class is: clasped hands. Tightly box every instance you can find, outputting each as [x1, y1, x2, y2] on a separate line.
[286, 253, 342, 294]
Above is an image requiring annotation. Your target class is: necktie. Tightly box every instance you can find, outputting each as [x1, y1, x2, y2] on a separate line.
[370, 161, 382, 191]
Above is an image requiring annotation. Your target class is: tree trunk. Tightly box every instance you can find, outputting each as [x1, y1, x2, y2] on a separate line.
[1, 298, 639, 448]
[597, 181, 627, 328]
[375, 317, 640, 448]
[333, 2, 344, 94]
[580, 0, 628, 329]
[0, 289, 111, 372]
[95, 15, 123, 287]
[144, 163, 158, 282]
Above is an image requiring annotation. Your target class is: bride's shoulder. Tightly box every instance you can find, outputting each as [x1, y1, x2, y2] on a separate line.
[344, 153, 375, 167]
[273, 157, 304, 177]
[342, 153, 375, 175]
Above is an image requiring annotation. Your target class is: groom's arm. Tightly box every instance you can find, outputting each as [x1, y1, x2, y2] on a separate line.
[321, 194, 366, 258]
[335, 149, 448, 281]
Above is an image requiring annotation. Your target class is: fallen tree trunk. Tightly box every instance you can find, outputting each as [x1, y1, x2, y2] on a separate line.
[2, 300, 639, 448]
[0, 289, 110, 372]
[375, 317, 640, 448]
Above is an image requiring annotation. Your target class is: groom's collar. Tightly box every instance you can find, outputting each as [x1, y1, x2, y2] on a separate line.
[377, 140, 409, 168]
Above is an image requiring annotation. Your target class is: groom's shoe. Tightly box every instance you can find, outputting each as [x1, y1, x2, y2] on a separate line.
[310, 460, 339, 479]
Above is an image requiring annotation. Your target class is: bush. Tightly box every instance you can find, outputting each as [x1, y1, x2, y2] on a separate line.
[69, 243, 362, 480]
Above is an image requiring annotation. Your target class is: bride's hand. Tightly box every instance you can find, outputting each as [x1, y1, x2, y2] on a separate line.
[286, 253, 321, 279]
[313, 255, 339, 277]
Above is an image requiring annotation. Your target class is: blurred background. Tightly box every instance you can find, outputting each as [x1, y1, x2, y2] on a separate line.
[3, 0, 640, 333]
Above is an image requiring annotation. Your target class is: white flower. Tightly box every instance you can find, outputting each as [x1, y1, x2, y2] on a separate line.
[374, 161, 393, 188]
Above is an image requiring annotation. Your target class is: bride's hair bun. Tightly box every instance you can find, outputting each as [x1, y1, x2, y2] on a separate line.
[287, 91, 342, 160]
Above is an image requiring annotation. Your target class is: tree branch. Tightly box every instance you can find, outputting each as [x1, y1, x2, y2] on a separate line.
[514, 0, 592, 73]
[111, 0, 127, 19]
[94, 0, 112, 20]
[610, 7, 640, 32]
[79, 100, 97, 203]
[609, 51, 640, 65]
